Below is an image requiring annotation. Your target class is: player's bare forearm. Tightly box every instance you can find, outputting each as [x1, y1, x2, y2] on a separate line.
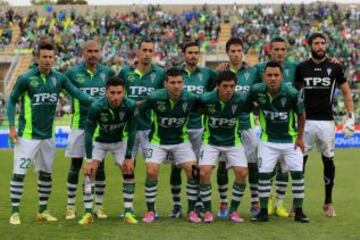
[340, 82, 354, 114]
[297, 112, 306, 140]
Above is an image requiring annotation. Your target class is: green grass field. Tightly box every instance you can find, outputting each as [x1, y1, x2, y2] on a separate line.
[0, 149, 359, 240]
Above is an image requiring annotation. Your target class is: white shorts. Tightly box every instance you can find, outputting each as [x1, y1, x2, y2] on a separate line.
[65, 129, 85, 158]
[132, 130, 150, 159]
[13, 137, 56, 175]
[199, 144, 247, 168]
[92, 141, 129, 166]
[240, 128, 258, 164]
[145, 142, 196, 166]
[304, 120, 335, 158]
[258, 141, 303, 173]
[188, 128, 203, 158]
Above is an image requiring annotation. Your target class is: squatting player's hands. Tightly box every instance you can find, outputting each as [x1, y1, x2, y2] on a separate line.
[9, 126, 19, 145]
[122, 159, 134, 173]
[328, 57, 340, 65]
[295, 137, 304, 153]
[83, 160, 97, 176]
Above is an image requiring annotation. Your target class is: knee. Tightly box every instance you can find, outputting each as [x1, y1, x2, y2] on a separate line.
[200, 167, 212, 182]
[234, 168, 248, 181]
[147, 165, 159, 179]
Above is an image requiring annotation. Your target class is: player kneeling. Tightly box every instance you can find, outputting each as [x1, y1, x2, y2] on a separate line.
[80, 77, 138, 224]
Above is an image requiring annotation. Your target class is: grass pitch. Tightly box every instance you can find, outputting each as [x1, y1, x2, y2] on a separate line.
[0, 149, 359, 240]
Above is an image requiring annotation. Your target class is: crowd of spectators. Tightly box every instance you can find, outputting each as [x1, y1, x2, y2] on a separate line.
[0, 3, 359, 123]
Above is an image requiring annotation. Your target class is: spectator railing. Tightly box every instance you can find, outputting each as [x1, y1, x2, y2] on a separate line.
[3, 54, 20, 96]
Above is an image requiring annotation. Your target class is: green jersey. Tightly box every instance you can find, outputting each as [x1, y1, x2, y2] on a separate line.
[119, 64, 165, 131]
[197, 91, 252, 147]
[7, 67, 92, 139]
[84, 96, 138, 159]
[65, 63, 115, 129]
[181, 65, 218, 129]
[230, 66, 260, 130]
[248, 82, 304, 143]
[255, 60, 298, 87]
[142, 89, 198, 145]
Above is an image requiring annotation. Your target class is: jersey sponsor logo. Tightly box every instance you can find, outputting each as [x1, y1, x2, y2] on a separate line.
[304, 77, 331, 88]
[33, 93, 58, 105]
[235, 85, 250, 93]
[208, 117, 236, 128]
[262, 110, 288, 121]
[128, 86, 155, 97]
[81, 87, 106, 96]
[184, 85, 204, 94]
[101, 123, 126, 132]
[159, 117, 186, 127]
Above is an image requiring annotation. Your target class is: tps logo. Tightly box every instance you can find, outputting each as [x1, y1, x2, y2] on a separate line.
[81, 87, 106, 96]
[33, 93, 58, 105]
[304, 77, 331, 87]
[262, 110, 288, 121]
[235, 85, 250, 93]
[128, 86, 155, 97]
[184, 85, 204, 94]
[159, 117, 186, 127]
[101, 123, 125, 132]
[209, 117, 236, 128]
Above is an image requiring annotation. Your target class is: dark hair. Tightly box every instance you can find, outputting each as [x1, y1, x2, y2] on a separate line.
[165, 67, 183, 81]
[182, 41, 199, 53]
[265, 61, 282, 72]
[138, 38, 153, 49]
[216, 70, 236, 85]
[37, 37, 56, 56]
[225, 37, 243, 52]
[106, 76, 125, 88]
[270, 37, 287, 45]
[308, 32, 327, 45]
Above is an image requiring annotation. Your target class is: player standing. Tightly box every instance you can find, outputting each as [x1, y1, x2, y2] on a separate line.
[65, 40, 115, 220]
[295, 32, 355, 217]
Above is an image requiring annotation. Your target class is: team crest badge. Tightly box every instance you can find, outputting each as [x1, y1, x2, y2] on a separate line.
[231, 105, 238, 114]
[259, 96, 266, 105]
[244, 72, 249, 81]
[327, 68, 332, 76]
[100, 73, 106, 82]
[51, 77, 57, 86]
[197, 73, 203, 82]
[128, 74, 135, 82]
[182, 103, 188, 112]
[119, 112, 125, 121]
[280, 97, 286, 107]
[284, 69, 289, 77]
[76, 74, 86, 84]
[150, 73, 156, 82]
